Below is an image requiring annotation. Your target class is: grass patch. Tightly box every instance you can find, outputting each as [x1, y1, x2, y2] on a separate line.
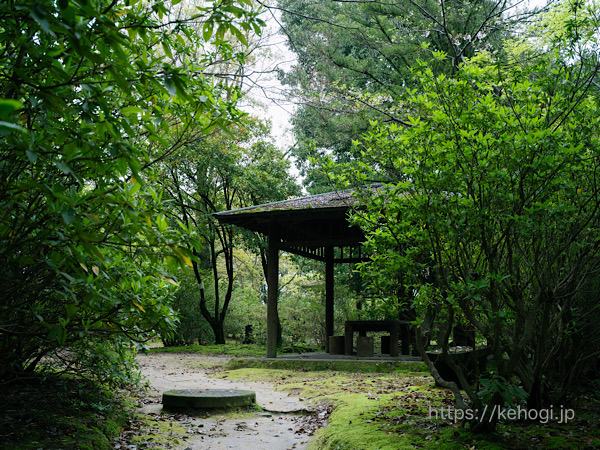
[224, 358, 428, 373]
[149, 343, 267, 357]
[149, 343, 317, 357]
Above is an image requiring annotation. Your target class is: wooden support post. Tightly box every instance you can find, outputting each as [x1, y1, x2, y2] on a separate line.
[266, 223, 279, 358]
[390, 323, 399, 357]
[325, 246, 334, 353]
[401, 323, 410, 355]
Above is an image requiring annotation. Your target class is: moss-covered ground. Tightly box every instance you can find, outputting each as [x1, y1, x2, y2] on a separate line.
[215, 361, 600, 449]
[2, 347, 598, 449]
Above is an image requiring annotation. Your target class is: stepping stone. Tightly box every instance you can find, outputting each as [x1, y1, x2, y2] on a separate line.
[162, 388, 256, 411]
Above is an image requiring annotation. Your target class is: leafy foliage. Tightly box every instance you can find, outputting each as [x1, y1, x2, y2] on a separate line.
[0, 0, 263, 384]
[0, 375, 132, 449]
[162, 269, 215, 346]
[337, 45, 600, 429]
[160, 117, 300, 343]
[277, 0, 511, 191]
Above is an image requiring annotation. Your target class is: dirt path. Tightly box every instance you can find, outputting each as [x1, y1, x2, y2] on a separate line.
[137, 353, 316, 449]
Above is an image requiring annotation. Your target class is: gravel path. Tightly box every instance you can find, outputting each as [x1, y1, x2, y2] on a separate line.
[137, 353, 315, 449]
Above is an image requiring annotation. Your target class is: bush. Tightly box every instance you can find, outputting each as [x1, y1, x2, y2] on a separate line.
[163, 270, 214, 346]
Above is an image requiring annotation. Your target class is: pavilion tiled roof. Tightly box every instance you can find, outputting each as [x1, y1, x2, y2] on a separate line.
[213, 188, 359, 217]
[213, 188, 375, 262]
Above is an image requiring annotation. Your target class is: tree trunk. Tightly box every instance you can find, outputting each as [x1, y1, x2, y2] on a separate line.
[212, 322, 226, 345]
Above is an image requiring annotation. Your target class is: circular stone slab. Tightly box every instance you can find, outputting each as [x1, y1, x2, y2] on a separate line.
[162, 389, 256, 411]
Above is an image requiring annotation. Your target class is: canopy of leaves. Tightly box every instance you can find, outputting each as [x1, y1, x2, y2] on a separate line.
[277, 0, 511, 191]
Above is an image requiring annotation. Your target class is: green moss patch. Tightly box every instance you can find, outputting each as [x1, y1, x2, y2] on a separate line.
[127, 416, 188, 447]
[210, 366, 600, 449]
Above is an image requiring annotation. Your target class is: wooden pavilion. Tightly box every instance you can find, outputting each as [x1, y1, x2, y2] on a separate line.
[214, 189, 370, 357]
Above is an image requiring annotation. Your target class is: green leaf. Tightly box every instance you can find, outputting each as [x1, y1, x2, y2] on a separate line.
[80, 241, 106, 262]
[66, 303, 78, 317]
[30, 6, 53, 35]
[162, 41, 173, 59]
[0, 121, 26, 136]
[47, 326, 61, 342]
[156, 213, 168, 232]
[122, 106, 145, 116]
[203, 20, 214, 41]
[232, 27, 248, 46]
[172, 246, 192, 267]
[164, 77, 177, 97]
[56, 161, 72, 175]
[129, 180, 141, 195]
[62, 209, 76, 224]
[215, 24, 226, 42]
[222, 5, 246, 18]
[0, 99, 23, 118]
